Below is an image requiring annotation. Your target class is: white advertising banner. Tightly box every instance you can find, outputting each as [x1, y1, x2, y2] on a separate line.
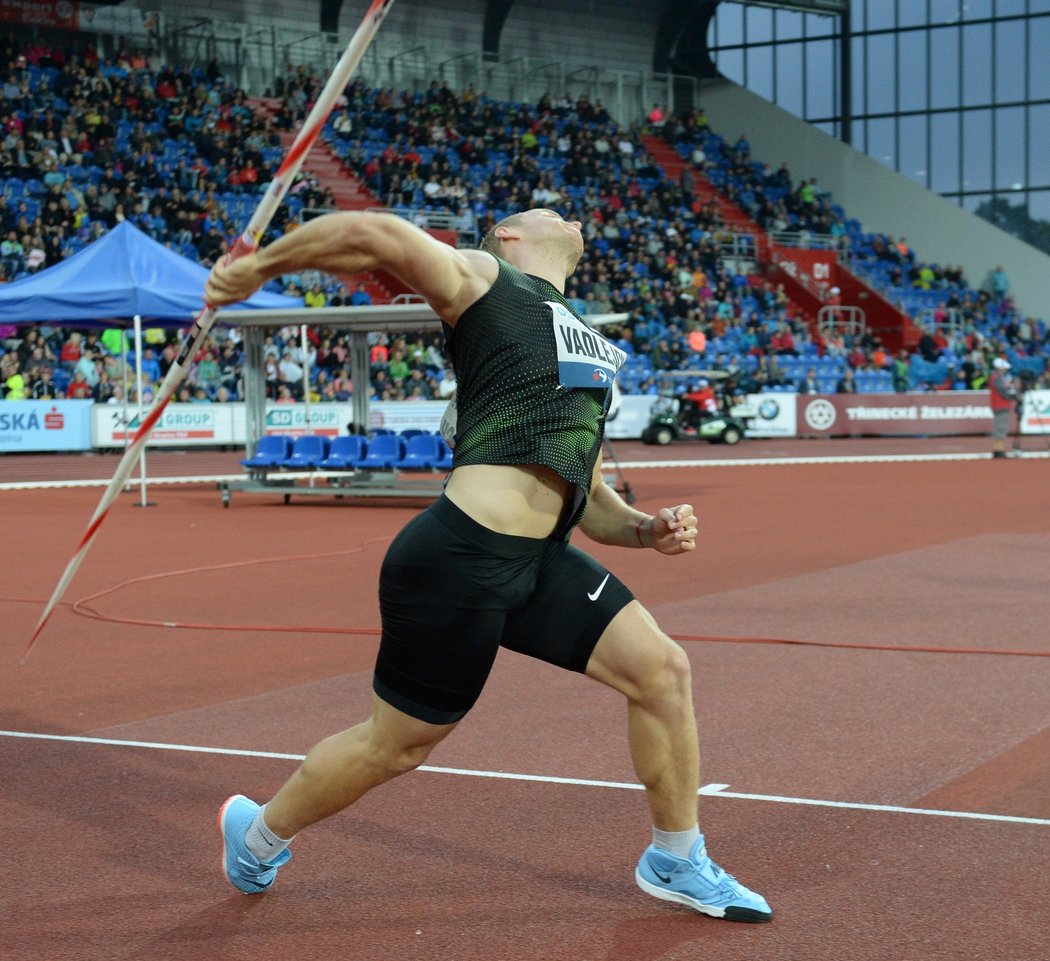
[605, 394, 654, 439]
[742, 393, 798, 438]
[368, 400, 448, 433]
[0, 400, 93, 452]
[92, 401, 453, 448]
[262, 403, 353, 437]
[1020, 389, 1050, 436]
[93, 403, 236, 447]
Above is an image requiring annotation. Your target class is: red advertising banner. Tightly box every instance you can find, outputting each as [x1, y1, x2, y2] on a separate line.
[0, 0, 80, 29]
[796, 391, 996, 437]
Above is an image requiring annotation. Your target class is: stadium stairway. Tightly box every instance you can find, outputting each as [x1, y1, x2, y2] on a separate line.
[251, 96, 392, 303]
[642, 135, 772, 263]
[641, 134, 914, 348]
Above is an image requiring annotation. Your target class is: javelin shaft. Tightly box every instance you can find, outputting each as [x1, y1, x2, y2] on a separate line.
[24, 0, 397, 660]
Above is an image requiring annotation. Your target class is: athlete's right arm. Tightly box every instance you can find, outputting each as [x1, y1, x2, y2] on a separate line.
[204, 211, 497, 325]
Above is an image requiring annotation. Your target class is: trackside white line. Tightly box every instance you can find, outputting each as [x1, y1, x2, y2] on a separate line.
[2, 729, 1047, 826]
[624, 451, 1049, 469]
[0, 729, 307, 761]
[4, 450, 1047, 491]
[0, 475, 244, 491]
[702, 786, 1050, 826]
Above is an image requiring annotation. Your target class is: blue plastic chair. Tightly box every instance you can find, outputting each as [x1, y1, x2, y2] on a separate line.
[433, 438, 454, 471]
[358, 434, 405, 470]
[281, 435, 330, 470]
[320, 434, 367, 470]
[394, 434, 442, 470]
[240, 435, 292, 470]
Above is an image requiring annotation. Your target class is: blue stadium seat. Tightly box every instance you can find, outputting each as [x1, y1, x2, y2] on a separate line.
[281, 435, 330, 470]
[358, 434, 405, 470]
[320, 434, 367, 470]
[434, 438, 454, 471]
[394, 433, 442, 470]
[241, 434, 292, 470]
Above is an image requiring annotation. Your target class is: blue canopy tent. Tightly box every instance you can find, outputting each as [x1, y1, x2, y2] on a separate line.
[0, 222, 303, 499]
[0, 221, 300, 323]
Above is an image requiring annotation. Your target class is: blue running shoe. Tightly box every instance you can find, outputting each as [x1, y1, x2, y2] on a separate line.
[218, 794, 292, 895]
[635, 836, 772, 922]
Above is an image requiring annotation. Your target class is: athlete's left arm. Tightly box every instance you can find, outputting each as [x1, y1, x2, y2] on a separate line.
[578, 453, 698, 554]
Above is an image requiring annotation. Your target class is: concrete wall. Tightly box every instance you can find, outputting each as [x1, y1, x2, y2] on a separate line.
[698, 77, 1050, 322]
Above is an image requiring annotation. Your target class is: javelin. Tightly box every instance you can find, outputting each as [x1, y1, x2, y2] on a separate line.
[23, 0, 397, 662]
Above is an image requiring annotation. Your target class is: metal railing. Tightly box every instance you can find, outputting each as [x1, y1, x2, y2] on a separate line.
[918, 306, 965, 333]
[75, 8, 702, 127]
[298, 204, 479, 248]
[767, 230, 848, 253]
[817, 305, 867, 339]
[370, 206, 479, 247]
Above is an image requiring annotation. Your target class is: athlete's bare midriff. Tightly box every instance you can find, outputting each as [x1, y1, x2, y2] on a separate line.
[443, 463, 573, 538]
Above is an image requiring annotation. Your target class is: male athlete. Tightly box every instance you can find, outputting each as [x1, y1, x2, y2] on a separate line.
[205, 207, 772, 922]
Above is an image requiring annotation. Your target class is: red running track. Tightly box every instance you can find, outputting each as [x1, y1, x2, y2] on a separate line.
[1, 450, 1048, 961]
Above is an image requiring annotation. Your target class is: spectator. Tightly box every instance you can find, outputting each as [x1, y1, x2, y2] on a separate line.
[892, 350, 910, 392]
[278, 350, 304, 394]
[3, 369, 26, 399]
[194, 349, 221, 393]
[797, 366, 820, 394]
[988, 357, 1017, 459]
[26, 359, 55, 397]
[304, 283, 326, 308]
[989, 265, 1010, 302]
[66, 369, 93, 398]
[835, 368, 857, 394]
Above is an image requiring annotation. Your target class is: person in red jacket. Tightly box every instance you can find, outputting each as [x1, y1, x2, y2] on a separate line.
[988, 357, 1017, 459]
[679, 379, 718, 430]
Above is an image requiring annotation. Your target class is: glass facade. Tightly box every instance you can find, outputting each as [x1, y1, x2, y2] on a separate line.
[707, 1, 1050, 253]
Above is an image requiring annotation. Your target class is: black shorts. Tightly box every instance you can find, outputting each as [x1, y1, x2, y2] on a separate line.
[375, 495, 634, 724]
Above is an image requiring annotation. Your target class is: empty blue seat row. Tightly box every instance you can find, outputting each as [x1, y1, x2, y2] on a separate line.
[241, 433, 453, 474]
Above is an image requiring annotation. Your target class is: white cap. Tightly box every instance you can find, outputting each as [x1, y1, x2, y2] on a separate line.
[993, 357, 1010, 370]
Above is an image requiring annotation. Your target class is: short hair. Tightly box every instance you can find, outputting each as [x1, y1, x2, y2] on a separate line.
[479, 212, 527, 255]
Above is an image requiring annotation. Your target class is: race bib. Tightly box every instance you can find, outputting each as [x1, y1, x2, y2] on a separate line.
[547, 301, 627, 389]
[439, 390, 457, 448]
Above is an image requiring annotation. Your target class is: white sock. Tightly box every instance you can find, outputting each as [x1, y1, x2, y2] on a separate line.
[652, 825, 700, 860]
[244, 804, 294, 862]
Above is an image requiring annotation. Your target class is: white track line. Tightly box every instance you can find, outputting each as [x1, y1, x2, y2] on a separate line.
[2, 729, 1046, 827]
[3, 450, 1047, 490]
[624, 451, 1049, 469]
[0, 474, 244, 491]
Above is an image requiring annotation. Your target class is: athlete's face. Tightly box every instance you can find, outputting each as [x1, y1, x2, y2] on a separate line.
[521, 208, 584, 268]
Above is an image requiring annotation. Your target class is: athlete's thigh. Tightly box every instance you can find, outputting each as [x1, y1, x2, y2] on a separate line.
[501, 540, 634, 672]
[583, 600, 688, 703]
[376, 499, 536, 723]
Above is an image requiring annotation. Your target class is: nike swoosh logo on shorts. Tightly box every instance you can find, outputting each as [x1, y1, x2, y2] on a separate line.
[587, 573, 611, 601]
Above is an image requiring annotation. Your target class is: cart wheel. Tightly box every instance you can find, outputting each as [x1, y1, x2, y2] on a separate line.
[721, 425, 742, 445]
[284, 494, 291, 505]
[654, 425, 674, 446]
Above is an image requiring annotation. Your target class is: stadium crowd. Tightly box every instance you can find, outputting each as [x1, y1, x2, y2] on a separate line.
[0, 28, 1047, 409]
